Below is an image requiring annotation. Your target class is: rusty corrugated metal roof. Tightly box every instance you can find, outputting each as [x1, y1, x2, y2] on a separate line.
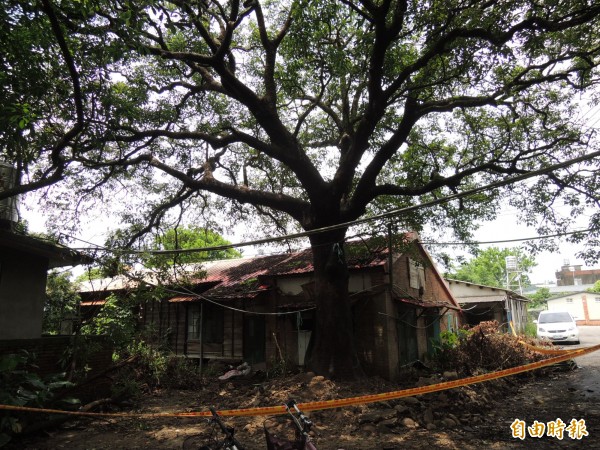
[191, 253, 292, 298]
[198, 243, 389, 298]
[78, 242, 392, 301]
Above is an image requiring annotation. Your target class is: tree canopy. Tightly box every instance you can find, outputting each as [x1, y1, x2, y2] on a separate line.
[527, 286, 552, 308]
[146, 226, 242, 267]
[445, 246, 536, 289]
[2, 0, 600, 377]
[44, 270, 80, 335]
[588, 280, 600, 293]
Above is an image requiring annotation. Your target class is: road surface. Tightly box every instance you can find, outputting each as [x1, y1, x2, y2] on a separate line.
[493, 325, 600, 449]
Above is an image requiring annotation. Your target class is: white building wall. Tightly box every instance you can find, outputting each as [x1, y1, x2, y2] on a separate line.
[586, 293, 600, 320]
[547, 293, 586, 320]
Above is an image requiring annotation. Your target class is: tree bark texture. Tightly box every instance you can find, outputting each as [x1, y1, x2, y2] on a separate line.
[304, 231, 365, 379]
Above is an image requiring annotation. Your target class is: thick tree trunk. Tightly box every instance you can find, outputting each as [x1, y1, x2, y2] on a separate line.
[304, 230, 365, 379]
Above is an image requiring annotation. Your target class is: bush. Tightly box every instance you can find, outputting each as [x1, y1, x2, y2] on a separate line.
[164, 357, 203, 389]
[433, 321, 547, 375]
[80, 294, 137, 353]
[432, 328, 472, 370]
[110, 341, 204, 399]
[0, 352, 79, 446]
[524, 321, 538, 338]
[266, 356, 295, 380]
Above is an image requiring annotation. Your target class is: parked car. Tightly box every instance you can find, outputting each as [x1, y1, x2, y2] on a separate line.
[535, 310, 580, 344]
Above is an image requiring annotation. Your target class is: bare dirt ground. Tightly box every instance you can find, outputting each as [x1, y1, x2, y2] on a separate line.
[11, 327, 600, 449]
[9, 363, 599, 449]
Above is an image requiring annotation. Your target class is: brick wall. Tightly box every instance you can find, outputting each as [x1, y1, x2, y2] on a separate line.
[0, 336, 112, 377]
[577, 320, 600, 326]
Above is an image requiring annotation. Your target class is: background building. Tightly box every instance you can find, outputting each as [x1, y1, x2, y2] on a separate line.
[555, 260, 600, 287]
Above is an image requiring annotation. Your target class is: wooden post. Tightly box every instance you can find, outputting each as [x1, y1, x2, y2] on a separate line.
[199, 302, 204, 374]
[387, 222, 393, 291]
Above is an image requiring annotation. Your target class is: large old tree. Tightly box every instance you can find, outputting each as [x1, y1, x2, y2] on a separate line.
[2, 0, 600, 377]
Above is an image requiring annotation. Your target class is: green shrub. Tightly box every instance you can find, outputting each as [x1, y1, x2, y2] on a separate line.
[266, 354, 297, 380]
[164, 357, 203, 389]
[80, 294, 137, 353]
[0, 352, 79, 446]
[524, 321, 538, 338]
[438, 329, 471, 350]
[110, 341, 204, 397]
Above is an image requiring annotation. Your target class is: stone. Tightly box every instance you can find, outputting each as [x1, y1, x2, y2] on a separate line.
[442, 418, 457, 428]
[401, 417, 418, 429]
[358, 408, 397, 424]
[402, 396, 421, 406]
[379, 418, 397, 428]
[394, 404, 409, 414]
[361, 423, 377, 434]
[377, 421, 397, 434]
[443, 371, 459, 380]
[310, 375, 326, 384]
[423, 408, 434, 424]
[416, 377, 434, 387]
[448, 413, 459, 422]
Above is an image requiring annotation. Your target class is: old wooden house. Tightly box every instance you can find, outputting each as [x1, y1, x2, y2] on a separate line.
[80, 235, 462, 381]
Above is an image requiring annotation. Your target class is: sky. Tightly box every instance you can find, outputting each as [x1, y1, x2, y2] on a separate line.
[20, 193, 594, 287]
[427, 199, 594, 286]
[467, 218, 586, 285]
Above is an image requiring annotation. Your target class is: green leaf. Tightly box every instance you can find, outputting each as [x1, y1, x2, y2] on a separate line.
[48, 381, 75, 390]
[24, 377, 46, 390]
[58, 397, 81, 406]
[0, 432, 12, 447]
[0, 356, 20, 373]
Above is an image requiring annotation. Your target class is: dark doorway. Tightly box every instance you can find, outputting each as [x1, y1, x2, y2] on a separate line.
[243, 315, 265, 364]
[397, 306, 418, 366]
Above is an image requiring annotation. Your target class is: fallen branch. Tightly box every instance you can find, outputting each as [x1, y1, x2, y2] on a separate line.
[53, 354, 140, 402]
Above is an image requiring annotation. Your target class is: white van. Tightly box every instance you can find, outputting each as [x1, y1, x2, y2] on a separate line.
[535, 310, 580, 344]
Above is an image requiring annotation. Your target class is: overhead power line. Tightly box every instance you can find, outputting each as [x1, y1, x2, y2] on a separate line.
[71, 149, 600, 256]
[420, 228, 596, 246]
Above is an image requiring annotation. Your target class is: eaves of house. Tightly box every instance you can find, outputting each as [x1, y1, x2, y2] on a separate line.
[445, 278, 530, 303]
[0, 229, 90, 268]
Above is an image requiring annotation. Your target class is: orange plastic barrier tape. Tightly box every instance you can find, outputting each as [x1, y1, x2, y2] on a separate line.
[1, 343, 599, 419]
[518, 340, 575, 355]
